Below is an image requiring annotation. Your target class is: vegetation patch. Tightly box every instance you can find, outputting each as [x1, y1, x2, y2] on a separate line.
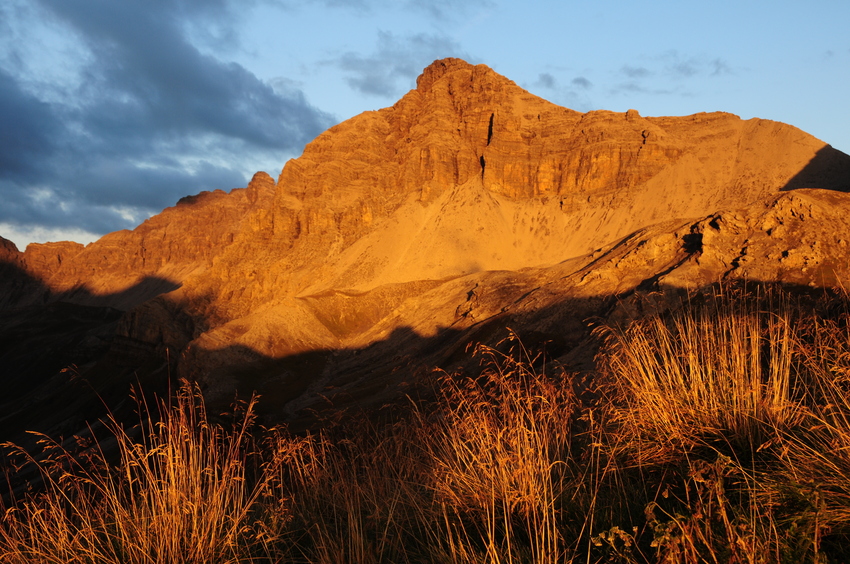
[3, 283, 850, 563]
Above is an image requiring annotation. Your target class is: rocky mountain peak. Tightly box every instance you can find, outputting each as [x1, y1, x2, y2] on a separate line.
[3, 59, 850, 434]
[414, 57, 479, 91]
[245, 171, 276, 204]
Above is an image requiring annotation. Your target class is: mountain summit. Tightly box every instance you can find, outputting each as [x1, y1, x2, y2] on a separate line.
[3, 58, 850, 433]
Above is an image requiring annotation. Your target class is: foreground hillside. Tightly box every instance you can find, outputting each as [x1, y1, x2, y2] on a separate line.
[4, 284, 850, 563]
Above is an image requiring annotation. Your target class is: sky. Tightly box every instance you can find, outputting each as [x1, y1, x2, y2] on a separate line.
[1, 0, 848, 249]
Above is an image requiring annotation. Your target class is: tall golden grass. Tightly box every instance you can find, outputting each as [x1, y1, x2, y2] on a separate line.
[598, 286, 803, 461]
[1, 386, 275, 563]
[2, 283, 850, 562]
[597, 285, 850, 562]
[425, 343, 578, 563]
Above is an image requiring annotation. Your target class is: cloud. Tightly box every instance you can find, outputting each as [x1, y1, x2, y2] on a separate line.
[535, 73, 557, 89]
[611, 82, 674, 96]
[571, 76, 592, 90]
[274, 0, 372, 12]
[621, 65, 652, 79]
[667, 59, 699, 78]
[0, 0, 334, 244]
[277, 0, 492, 20]
[406, 0, 493, 21]
[621, 54, 731, 82]
[308, 0, 370, 8]
[610, 52, 734, 98]
[41, 0, 331, 149]
[709, 58, 733, 76]
[526, 71, 593, 112]
[0, 68, 62, 179]
[334, 31, 469, 97]
[0, 222, 100, 251]
[658, 52, 735, 80]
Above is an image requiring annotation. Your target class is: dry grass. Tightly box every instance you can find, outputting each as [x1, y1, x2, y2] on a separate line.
[597, 285, 850, 562]
[3, 283, 850, 563]
[0, 386, 276, 564]
[598, 286, 804, 461]
[425, 342, 578, 563]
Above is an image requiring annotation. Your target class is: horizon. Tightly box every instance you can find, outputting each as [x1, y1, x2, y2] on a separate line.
[2, 0, 848, 249]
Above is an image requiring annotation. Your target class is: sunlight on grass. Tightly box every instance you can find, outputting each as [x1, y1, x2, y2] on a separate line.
[598, 286, 804, 461]
[1, 386, 276, 564]
[3, 283, 850, 562]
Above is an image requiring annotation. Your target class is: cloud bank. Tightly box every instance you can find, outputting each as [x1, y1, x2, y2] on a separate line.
[0, 0, 333, 247]
[611, 52, 735, 97]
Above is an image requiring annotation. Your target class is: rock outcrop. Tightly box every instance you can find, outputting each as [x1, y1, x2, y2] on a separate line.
[3, 58, 850, 433]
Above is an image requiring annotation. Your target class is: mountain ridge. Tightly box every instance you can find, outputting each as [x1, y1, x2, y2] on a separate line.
[3, 57, 850, 433]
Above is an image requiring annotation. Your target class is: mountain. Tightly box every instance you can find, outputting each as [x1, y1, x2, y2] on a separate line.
[3, 57, 850, 438]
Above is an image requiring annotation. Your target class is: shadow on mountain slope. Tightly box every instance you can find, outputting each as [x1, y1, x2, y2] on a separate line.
[189, 312, 597, 432]
[51, 276, 184, 311]
[0, 253, 616, 450]
[2, 234, 848, 501]
[781, 144, 850, 192]
[0, 259, 181, 385]
[0, 260, 183, 453]
[0, 262, 182, 313]
[0, 256, 50, 309]
[147, 279, 843, 434]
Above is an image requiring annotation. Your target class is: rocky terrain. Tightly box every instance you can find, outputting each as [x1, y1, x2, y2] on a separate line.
[2, 57, 850, 440]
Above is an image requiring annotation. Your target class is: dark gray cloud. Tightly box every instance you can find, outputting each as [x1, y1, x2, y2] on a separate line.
[571, 76, 592, 90]
[621, 65, 652, 79]
[535, 73, 557, 89]
[0, 0, 334, 241]
[41, 0, 331, 149]
[335, 31, 468, 97]
[0, 68, 62, 179]
[611, 53, 734, 97]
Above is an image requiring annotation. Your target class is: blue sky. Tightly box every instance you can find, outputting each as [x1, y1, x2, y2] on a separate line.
[1, 0, 848, 248]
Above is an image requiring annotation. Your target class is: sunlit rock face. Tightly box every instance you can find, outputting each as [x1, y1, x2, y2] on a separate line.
[177, 59, 849, 332]
[3, 58, 850, 429]
[5, 171, 275, 311]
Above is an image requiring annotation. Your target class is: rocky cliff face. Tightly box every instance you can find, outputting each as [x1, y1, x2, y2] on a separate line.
[6, 171, 275, 311]
[3, 58, 850, 433]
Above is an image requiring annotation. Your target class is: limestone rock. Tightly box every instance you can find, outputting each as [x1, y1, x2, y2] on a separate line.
[0, 235, 20, 260]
